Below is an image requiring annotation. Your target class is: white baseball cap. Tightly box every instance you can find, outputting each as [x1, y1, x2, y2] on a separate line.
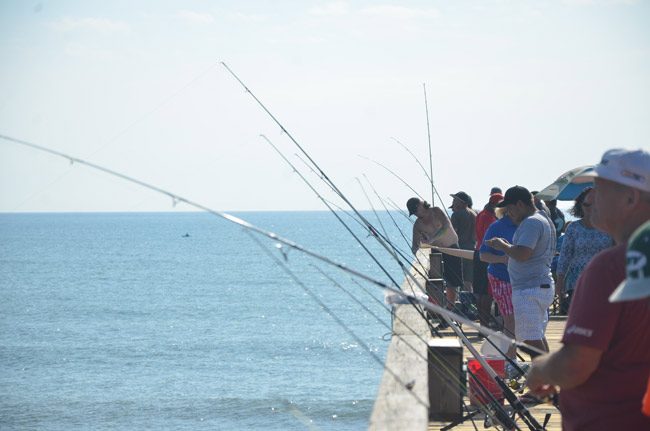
[573, 149, 650, 192]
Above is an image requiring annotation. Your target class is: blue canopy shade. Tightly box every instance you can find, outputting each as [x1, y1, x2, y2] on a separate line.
[537, 166, 594, 201]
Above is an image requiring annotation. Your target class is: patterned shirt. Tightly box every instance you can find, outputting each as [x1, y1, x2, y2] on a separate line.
[556, 220, 613, 291]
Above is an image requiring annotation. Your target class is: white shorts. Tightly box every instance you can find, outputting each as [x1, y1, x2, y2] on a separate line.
[511, 286, 555, 341]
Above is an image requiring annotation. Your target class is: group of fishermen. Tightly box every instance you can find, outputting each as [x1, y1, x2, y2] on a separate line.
[406, 148, 650, 430]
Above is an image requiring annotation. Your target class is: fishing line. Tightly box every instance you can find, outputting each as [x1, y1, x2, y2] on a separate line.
[88, 60, 220, 159]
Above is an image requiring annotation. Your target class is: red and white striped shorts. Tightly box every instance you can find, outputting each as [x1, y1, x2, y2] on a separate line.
[488, 274, 513, 316]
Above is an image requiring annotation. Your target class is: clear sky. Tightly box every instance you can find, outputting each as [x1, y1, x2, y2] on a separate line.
[1, 0, 649, 212]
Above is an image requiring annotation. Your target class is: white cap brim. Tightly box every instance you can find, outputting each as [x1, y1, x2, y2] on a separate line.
[609, 278, 650, 302]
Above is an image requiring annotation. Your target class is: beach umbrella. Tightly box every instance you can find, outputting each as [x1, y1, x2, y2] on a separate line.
[537, 165, 594, 201]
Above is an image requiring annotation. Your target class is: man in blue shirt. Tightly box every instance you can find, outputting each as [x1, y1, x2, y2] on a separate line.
[480, 208, 517, 359]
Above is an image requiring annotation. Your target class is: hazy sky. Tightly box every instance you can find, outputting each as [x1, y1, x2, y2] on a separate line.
[1, 0, 649, 212]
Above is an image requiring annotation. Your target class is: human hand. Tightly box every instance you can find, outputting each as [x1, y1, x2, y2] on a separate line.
[485, 237, 510, 251]
[526, 360, 558, 399]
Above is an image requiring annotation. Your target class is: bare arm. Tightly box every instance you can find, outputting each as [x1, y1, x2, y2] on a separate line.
[411, 225, 420, 255]
[479, 251, 508, 264]
[526, 344, 603, 395]
[484, 238, 534, 261]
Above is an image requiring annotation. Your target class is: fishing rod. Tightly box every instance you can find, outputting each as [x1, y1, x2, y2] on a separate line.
[361, 149, 509, 332]
[259, 135, 406, 293]
[341, 278, 522, 431]
[423, 83, 435, 206]
[355, 177, 391, 248]
[359, 154, 425, 201]
[260, 134, 438, 333]
[263, 133, 481, 346]
[384, 139, 533, 368]
[1, 132, 441, 413]
[223, 63, 533, 368]
[222, 67, 548, 430]
[391, 136, 433, 192]
[0, 133, 542, 355]
[316, 269, 515, 431]
[248, 232, 431, 409]
[3, 133, 551, 429]
[372, 161, 531, 373]
[362, 153, 450, 221]
[361, 174, 414, 258]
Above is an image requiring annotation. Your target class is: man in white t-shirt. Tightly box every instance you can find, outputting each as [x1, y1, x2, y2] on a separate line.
[485, 185, 556, 357]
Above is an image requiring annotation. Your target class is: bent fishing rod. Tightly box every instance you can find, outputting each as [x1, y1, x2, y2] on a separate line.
[2, 133, 451, 413]
[223, 66, 550, 429]
[222, 68, 547, 430]
[6, 132, 548, 429]
[0, 131, 438, 411]
[223, 64, 526, 363]
[363, 150, 528, 365]
[223, 62, 433, 297]
[0, 133, 541, 357]
[336, 276, 520, 431]
[248, 232, 432, 410]
[422, 83, 435, 206]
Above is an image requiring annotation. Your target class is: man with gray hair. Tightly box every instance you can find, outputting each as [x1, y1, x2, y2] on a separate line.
[526, 149, 650, 431]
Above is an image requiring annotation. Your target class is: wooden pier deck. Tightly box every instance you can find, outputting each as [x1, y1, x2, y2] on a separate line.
[428, 317, 566, 431]
[369, 250, 566, 431]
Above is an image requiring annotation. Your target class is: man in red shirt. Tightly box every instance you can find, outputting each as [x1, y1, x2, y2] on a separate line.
[473, 191, 503, 327]
[526, 149, 650, 431]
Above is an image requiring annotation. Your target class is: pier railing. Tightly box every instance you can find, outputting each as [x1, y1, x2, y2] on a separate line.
[368, 250, 432, 430]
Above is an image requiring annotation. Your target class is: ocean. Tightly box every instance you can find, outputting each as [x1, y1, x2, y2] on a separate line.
[0, 211, 412, 430]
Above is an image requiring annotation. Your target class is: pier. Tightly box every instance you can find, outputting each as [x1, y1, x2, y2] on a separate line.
[369, 250, 565, 431]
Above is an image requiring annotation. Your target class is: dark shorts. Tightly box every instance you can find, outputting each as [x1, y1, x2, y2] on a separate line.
[472, 250, 490, 294]
[442, 246, 464, 289]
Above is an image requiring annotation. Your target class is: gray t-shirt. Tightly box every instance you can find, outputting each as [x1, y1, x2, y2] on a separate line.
[508, 211, 555, 290]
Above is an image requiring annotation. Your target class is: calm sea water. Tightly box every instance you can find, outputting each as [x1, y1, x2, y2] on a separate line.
[0, 211, 412, 430]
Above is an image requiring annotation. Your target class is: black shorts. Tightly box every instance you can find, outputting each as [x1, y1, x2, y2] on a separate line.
[472, 249, 490, 294]
[442, 247, 464, 289]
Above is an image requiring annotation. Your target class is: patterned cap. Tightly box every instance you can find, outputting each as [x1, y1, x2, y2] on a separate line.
[609, 220, 650, 302]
